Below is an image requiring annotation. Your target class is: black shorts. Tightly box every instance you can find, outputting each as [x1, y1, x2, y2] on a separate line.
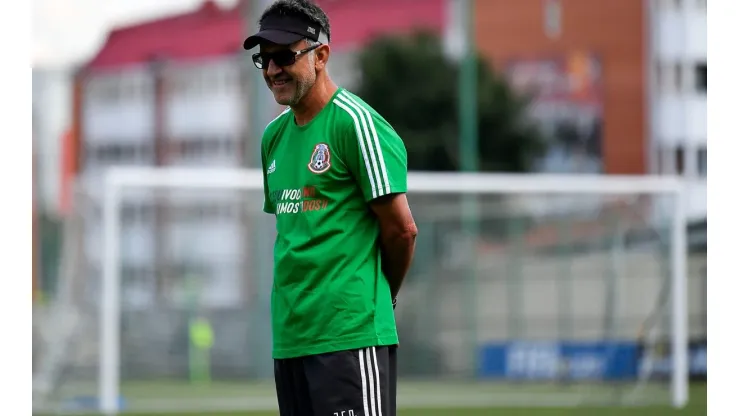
[274, 345, 397, 416]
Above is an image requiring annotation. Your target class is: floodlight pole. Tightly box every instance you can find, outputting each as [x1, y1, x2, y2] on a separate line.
[451, 0, 481, 375]
[459, 0, 478, 174]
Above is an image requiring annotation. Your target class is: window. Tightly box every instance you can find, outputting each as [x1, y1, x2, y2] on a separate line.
[653, 62, 661, 90]
[91, 142, 143, 163]
[96, 78, 121, 103]
[168, 202, 233, 223]
[222, 137, 237, 155]
[673, 63, 683, 91]
[169, 72, 185, 96]
[655, 61, 686, 93]
[197, 69, 212, 95]
[657, 145, 676, 175]
[697, 146, 707, 176]
[192, 70, 208, 96]
[695, 62, 707, 92]
[175, 71, 197, 97]
[139, 144, 155, 164]
[674, 146, 685, 175]
[654, 0, 671, 10]
[653, 145, 664, 174]
[120, 202, 144, 225]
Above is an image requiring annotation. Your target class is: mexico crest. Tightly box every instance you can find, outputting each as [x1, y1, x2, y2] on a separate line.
[308, 143, 331, 174]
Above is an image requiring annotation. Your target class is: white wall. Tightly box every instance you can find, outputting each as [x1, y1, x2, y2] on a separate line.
[32, 67, 72, 212]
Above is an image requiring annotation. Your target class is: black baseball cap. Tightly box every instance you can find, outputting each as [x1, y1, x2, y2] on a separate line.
[243, 14, 321, 50]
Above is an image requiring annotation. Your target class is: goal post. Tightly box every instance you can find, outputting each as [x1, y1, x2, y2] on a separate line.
[98, 168, 267, 416]
[88, 167, 687, 415]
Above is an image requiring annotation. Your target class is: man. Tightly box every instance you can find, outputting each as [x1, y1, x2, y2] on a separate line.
[243, 1, 418, 415]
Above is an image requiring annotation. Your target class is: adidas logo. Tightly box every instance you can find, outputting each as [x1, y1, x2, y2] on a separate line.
[267, 160, 276, 174]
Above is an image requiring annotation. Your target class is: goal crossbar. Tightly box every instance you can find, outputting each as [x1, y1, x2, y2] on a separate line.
[97, 167, 689, 415]
[105, 166, 683, 194]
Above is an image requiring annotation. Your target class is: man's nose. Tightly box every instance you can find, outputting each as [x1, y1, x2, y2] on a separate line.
[266, 59, 282, 77]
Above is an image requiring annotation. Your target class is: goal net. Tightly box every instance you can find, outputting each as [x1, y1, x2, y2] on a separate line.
[32, 167, 689, 415]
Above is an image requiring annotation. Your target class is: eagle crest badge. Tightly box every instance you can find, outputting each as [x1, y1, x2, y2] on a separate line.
[308, 143, 331, 174]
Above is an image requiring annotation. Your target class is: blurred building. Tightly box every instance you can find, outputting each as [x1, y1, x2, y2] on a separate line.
[63, 0, 705, 307]
[66, 0, 444, 307]
[474, 0, 706, 219]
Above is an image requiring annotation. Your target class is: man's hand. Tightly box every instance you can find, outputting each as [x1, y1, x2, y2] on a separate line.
[369, 193, 417, 300]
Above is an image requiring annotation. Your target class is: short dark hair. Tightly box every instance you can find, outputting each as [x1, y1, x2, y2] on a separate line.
[259, 0, 331, 43]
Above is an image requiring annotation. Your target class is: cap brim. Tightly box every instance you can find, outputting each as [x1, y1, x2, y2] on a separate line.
[243, 30, 304, 50]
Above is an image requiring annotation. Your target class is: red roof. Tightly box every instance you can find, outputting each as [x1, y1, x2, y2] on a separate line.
[85, 0, 444, 70]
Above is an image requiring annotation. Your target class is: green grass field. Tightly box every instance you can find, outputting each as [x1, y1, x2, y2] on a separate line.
[48, 381, 706, 416]
[114, 406, 706, 416]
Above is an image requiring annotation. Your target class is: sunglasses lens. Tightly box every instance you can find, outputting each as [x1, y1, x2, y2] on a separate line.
[271, 51, 296, 67]
[252, 54, 263, 69]
[253, 51, 298, 69]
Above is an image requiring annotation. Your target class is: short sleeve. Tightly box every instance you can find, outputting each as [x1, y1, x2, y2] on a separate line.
[342, 110, 408, 202]
[261, 142, 276, 214]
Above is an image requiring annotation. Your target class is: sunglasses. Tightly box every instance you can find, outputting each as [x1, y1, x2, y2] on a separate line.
[252, 43, 321, 69]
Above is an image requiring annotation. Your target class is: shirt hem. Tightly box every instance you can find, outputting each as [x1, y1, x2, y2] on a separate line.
[272, 334, 399, 359]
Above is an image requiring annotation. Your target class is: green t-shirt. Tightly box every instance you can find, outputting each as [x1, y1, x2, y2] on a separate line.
[261, 88, 408, 359]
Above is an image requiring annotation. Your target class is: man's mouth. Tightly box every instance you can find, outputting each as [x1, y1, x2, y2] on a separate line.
[272, 79, 291, 87]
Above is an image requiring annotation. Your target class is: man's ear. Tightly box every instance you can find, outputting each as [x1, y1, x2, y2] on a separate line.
[314, 44, 330, 71]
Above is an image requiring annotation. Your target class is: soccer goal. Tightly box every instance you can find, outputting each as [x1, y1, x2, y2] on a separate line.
[33, 166, 690, 415]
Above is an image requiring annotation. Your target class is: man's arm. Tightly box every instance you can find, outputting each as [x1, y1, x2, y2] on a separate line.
[334, 96, 414, 299]
[370, 193, 417, 299]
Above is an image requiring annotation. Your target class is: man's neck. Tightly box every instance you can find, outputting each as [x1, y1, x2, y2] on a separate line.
[291, 77, 338, 126]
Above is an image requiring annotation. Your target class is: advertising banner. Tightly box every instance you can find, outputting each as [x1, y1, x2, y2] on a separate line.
[505, 52, 604, 174]
[478, 339, 706, 381]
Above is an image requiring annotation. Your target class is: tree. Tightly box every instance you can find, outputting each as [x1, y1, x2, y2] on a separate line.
[353, 31, 545, 172]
